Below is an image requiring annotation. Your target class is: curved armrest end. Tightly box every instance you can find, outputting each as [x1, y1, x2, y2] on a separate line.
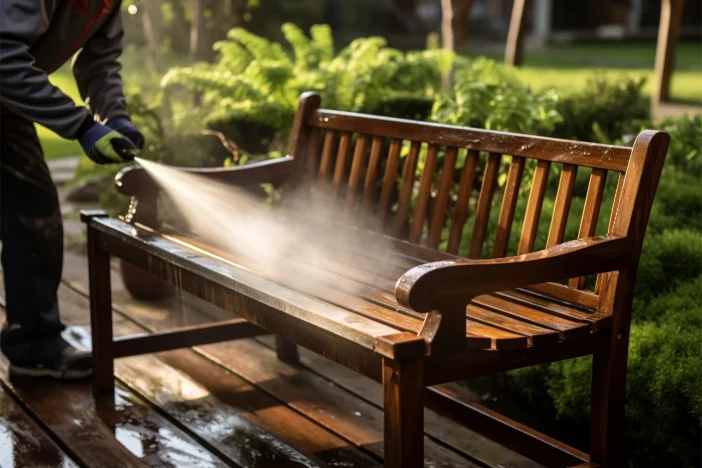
[395, 261, 457, 312]
[395, 235, 627, 313]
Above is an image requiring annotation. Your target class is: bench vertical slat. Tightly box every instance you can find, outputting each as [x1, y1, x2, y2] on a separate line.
[333, 132, 352, 197]
[318, 131, 337, 181]
[409, 144, 439, 244]
[392, 141, 421, 238]
[493, 156, 526, 258]
[546, 164, 578, 248]
[596, 172, 626, 293]
[377, 139, 403, 222]
[569, 168, 608, 288]
[469, 153, 502, 258]
[345, 134, 370, 212]
[517, 160, 551, 255]
[447, 150, 479, 254]
[427, 147, 459, 249]
[363, 136, 385, 210]
[306, 128, 321, 176]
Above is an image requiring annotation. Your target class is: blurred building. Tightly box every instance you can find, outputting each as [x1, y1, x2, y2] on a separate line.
[414, 0, 702, 44]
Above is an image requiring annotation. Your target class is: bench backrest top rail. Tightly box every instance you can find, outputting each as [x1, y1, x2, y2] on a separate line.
[308, 109, 632, 173]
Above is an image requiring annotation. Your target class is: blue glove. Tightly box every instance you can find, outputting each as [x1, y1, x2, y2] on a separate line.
[77, 121, 139, 165]
[108, 117, 145, 150]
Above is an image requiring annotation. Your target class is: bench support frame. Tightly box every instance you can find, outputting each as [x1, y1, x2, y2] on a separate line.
[82, 212, 599, 467]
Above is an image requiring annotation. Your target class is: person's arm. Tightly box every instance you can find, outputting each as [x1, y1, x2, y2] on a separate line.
[71, 1, 128, 123]
[0, 0, 93, 139]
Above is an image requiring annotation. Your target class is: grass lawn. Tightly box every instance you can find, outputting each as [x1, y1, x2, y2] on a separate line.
[41, 42, 702, 160]
[476, 42, 702, 104]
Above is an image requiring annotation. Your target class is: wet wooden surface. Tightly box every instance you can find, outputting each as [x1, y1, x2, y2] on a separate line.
[0, 387, 78, 468]
[0, 232, 540, 467]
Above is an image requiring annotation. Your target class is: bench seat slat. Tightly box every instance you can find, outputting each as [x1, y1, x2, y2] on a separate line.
[92, 218, 402, 349]
[472, 295, 592, 339]
[466, 305, 561, 346]
[312, 228, 610, 332]
[107, 210, 609, 354]
[168, 231, 530, 351]
[269, 235, 590, 348]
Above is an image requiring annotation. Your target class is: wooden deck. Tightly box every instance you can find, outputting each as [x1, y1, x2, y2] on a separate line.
[0, 189, 544, 467]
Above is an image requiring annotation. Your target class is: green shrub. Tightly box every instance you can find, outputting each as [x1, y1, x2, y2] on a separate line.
[430, 57, 562, 135]
[652, 113, 702, 176]
[647, 169, 702, 234]
[635, 229, 702, 303]
[635, 275, 702, 324]
[545, 313, 702, 467]
[553, 75, 648, 142]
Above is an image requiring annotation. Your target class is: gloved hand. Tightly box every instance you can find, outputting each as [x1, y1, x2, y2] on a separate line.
[77, 121, 139, 164]
[107, 117, 145, 150]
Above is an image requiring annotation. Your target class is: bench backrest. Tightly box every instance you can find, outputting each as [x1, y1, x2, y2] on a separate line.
[287, 93, 669, 311]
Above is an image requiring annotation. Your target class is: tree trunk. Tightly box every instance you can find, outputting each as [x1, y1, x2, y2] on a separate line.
[141, 0, 165, 72]
[442, 0, 473, 53]
[441, 0, 474, 91]
[167, 0, 190, 55]
[190, 0, 209, 61]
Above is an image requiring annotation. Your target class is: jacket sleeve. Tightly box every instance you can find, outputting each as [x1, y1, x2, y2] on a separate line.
[0, 0, 92, 139]
[72, 1, 128, 123]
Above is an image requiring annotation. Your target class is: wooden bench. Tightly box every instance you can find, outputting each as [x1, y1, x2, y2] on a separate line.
[82, 92, 669, 467]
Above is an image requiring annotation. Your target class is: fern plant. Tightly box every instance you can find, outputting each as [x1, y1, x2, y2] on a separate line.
[161, 23, 454, 138]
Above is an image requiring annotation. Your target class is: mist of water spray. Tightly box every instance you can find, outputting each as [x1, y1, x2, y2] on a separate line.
[134, 158, 404, 299]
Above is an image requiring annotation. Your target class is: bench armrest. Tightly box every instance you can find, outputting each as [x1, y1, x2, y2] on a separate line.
[395, 235, 627, 312]
[115, 156, 296, 198]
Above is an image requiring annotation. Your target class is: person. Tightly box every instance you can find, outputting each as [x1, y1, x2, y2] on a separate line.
[0, 0, 142, 379]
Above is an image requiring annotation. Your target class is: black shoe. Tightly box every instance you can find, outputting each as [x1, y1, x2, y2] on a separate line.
[9, 343, 92, 380]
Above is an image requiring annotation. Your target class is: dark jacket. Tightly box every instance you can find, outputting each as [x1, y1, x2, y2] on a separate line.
[0, 0, 127, 139]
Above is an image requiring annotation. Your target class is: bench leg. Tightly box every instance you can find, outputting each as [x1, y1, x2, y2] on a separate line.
[275, 335, 299, 364]
[87, 228, 115, 397]
[589, 346, 627, 466]
[383, 357, 424, 468]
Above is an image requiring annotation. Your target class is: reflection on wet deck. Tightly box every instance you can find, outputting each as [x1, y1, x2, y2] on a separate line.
[0, 248, 540, 468]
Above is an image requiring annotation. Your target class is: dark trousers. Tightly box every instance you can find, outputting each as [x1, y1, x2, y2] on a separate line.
[0, 105, 66, 364]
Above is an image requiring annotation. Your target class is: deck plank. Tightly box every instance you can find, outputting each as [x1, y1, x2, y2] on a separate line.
[254, 335, 542, 468]
[0, 315, 231, 468]
[61, 250, 481, 467]
[1, 265, 376, 468]
[61, 252, 382, 466]
[0, 386, 79, 468]
[68, 326, 378, 468]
